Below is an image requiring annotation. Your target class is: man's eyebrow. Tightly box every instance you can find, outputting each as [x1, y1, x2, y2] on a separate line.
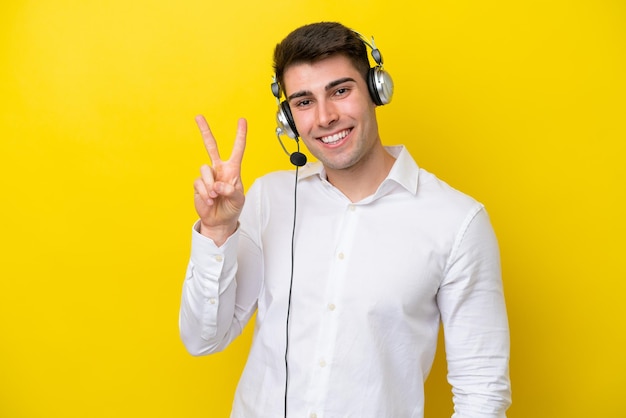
[287, 90, 312, 101]
[287, 77, 357, 102]
[325, 77, 356, 90]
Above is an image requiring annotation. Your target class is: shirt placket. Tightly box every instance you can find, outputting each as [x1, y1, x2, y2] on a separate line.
[305, 203, 359, 418]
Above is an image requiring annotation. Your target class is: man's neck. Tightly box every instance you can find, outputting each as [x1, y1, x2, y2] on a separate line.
[325, 146, 396, 202]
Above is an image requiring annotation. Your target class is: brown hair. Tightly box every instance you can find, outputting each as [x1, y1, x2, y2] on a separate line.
[273, 22, 370, 95]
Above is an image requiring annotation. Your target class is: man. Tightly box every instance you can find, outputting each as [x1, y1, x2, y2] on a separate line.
[180, 22, 511, 417]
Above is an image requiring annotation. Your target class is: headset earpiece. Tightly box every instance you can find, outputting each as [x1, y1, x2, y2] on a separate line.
[367, 66, 394, 106]
[278, 100, 299, 139]
[363, 36, 394, 106]
[271, 79, 299, 139]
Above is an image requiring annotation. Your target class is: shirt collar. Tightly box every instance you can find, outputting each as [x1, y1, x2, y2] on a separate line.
[296, 145, 420, 196]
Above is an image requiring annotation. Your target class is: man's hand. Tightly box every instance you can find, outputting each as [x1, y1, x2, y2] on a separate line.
[193, 115, 247, 246]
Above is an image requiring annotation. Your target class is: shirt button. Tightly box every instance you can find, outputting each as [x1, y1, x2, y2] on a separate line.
[348, 204, 356, 212]
[319, 359, 326, 368]
[327, 303, 336, 311]
[338, 252, 345, 260]
[310, 413, 318, 418]
[208, 298, 216, 305]
[215, 255, 223, 262]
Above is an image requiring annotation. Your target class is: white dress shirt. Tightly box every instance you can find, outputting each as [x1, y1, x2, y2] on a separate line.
[180, 146, 511, 418]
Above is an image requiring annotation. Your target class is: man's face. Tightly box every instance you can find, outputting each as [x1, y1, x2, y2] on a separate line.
[283, 54, 380, 172]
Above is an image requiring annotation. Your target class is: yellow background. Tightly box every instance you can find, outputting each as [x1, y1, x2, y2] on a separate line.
[1, 0, 624, 417]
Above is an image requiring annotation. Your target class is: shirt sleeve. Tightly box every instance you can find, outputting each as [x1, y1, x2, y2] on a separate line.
[437, 205, 512, 417]
[178, 220, 262, 356]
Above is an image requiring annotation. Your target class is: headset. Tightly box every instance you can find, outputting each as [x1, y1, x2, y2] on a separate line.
[271, 31, 394, 417]
[270, 32, 394, 166]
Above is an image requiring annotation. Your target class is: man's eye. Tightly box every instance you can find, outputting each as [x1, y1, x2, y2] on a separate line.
[295, 99, 311, 107]
[334, 87, 349, 96]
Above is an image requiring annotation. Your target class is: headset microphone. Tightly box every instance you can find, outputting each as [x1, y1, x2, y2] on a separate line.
[290, 152, 307, 167]
[274, 125, 307, 167]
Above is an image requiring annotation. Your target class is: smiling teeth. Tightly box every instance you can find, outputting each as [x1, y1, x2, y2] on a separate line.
[320, 129, 350, 144]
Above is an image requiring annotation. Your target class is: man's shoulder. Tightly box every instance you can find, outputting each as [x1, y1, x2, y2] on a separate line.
[252, 169, 297, 187]
[246, 168, 309, 201]
[416, 168, 483, 213]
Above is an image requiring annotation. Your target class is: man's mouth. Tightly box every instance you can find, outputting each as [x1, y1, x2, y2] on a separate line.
[319, 129, 351, 145]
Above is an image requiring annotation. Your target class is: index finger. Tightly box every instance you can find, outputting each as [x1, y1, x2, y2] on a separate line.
[195, 115, 221, 164]
[229, 118, 247, 166]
